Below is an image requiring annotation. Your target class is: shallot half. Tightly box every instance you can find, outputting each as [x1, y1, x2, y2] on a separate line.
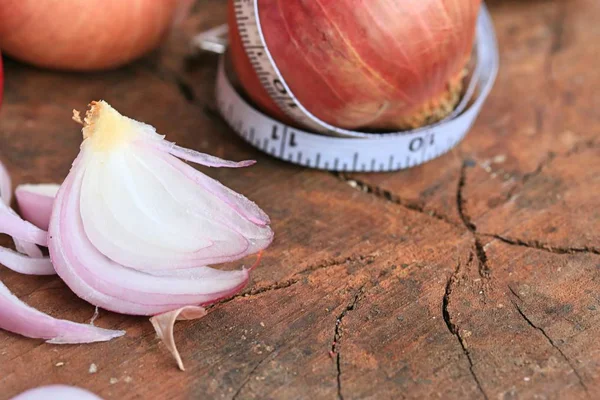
[49, 101, 273, 317]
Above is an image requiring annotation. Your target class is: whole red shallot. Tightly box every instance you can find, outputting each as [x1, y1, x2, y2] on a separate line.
[229, 0, 481, 131]
[0, 0, 193, 70]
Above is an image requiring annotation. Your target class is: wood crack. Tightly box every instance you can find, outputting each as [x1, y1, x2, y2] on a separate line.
[506, 139, 597, 201]
[509, 291, 589, 395]
[505, 152, 556, 201]
[231, 351, 278, 400]
[545, 1, 568, 88]
[442, 253, 489, 400]
[442, 259, 462, 334]
[456, 160, 477, 232]
[474, 239, 491, 278]
[331, 285, 366, 400]
[485, 234, 600, 256]
[549, 2, 567, 55]
[335, 172, 460, 229]
[507, 285, 523, 301]
[210, 254, 378, 310]
[175, 77, 196, 103]
[139, 60, 225, 120]
[456, 160, 490, 280]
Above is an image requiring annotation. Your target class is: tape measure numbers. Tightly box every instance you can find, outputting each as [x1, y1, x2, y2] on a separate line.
[200, 3, 498, 171]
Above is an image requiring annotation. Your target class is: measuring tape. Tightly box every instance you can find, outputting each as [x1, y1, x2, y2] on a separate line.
[195, 3, 499, 172]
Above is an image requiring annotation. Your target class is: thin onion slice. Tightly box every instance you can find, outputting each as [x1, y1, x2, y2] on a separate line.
[11, 385, 103, 400]
[0, 206, 48, 246]
[0, 278, 124, 344]
[0, 247, 54, 275]
[12, 240, 43, 259]
[12, 183, 58, 258]
[150, 305, 207, 371]
[48, 101, 273, 317]
[15, 183, 59, 230]
[0, 162, 45, 257]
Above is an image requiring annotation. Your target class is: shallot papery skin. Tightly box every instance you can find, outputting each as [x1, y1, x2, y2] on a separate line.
[11, 385, 103, 400]
[150, 305, 208, 371]
[15, 183, 59, 230]
[229, 0, 481, 131]
[48, 101, 273, 316]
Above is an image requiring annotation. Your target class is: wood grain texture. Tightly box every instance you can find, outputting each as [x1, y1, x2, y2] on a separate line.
[0, 0, 599, 399]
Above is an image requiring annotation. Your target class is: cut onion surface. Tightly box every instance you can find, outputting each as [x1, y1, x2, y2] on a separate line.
[49, 101, 273, 316]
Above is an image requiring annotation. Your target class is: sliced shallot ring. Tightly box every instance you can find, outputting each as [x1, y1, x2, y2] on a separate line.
[13, 240, 43, 259]
[0, 247, 54, 275]
[150, 305, 207, 371]
[0, 205, 48, 246]
[0, 278, 124, 344]
[0, 163, 44, 257]
[11, 385, 103, 400]
[15, 183, 60, 230]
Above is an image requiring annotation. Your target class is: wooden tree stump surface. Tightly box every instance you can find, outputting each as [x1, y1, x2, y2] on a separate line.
[1, 1, 599, 399]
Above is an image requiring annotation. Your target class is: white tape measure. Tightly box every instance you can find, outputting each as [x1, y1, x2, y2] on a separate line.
[194, 3, 499, 172]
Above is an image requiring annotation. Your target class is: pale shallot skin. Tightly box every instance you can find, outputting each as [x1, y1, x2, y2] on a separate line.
[229, 0, 481, 130]
[150, 305, 208, 371]
[11, 385, 103, 400]
[48, 101, 273, 316]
